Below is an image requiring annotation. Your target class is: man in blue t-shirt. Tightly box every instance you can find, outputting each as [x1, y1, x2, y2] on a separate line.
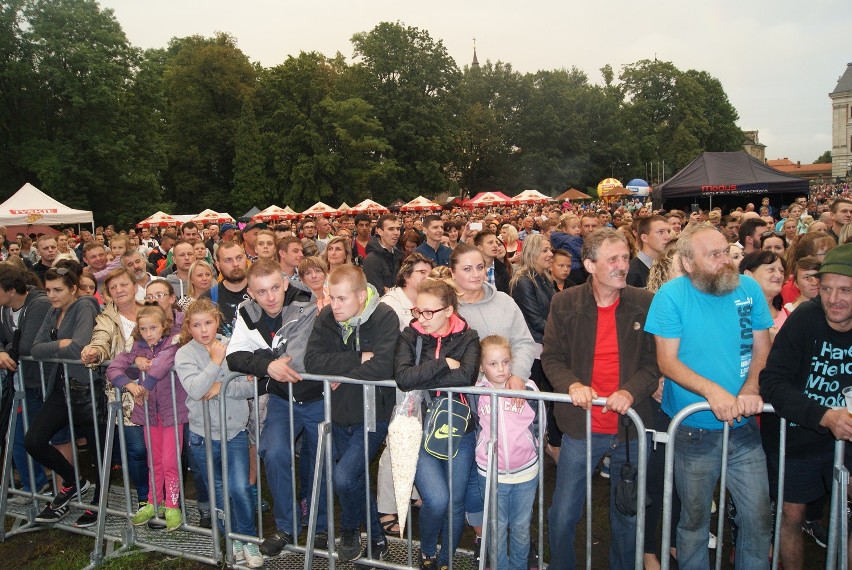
[645, 223, 773, 570]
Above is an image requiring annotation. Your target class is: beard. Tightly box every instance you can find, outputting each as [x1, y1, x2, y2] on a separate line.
[690, 262, 740, 295]
[222, 268, 246, 284]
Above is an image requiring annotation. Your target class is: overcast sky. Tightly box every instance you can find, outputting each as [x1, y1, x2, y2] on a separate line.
[100, 0, 848, 164]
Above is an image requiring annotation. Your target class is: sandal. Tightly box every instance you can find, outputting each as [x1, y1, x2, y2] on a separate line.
[380, 513, 400, 535]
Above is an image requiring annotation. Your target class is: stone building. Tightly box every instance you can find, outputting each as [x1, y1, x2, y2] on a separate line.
[830, 62, 852, 179]
[743, 130, 766, 162]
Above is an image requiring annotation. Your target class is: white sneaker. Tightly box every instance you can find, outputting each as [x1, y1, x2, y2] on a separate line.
[242, 542, 264, 568]
[708, 532, 717, 549]
[233, 539, 244, 562]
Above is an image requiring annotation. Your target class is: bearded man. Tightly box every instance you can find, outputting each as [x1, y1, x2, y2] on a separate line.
[645, 222, 773, 569]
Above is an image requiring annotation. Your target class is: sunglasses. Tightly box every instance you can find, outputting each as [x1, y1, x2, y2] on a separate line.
[761, 231, 785, 240]
[411, 306, 448, 320]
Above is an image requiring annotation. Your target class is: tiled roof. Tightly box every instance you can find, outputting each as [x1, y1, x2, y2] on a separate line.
[831, 63, 852, 95]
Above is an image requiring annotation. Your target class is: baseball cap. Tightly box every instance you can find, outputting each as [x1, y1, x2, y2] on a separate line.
[242, 221, 267, 233]
[220, 222, 238, 233]
[817, 243, 852, 278]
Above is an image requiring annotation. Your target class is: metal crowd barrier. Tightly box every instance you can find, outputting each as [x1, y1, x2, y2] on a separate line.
[660, 402, 850, 570]
[2, 358, 654, 569]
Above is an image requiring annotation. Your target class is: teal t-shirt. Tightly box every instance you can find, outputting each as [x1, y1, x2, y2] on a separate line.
[645, 275, 773, 429]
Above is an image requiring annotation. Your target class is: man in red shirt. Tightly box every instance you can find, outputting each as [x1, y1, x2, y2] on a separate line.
[542, 228, 659, 570]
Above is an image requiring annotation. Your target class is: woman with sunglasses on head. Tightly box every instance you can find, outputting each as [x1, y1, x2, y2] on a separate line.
[394, 278, 481, 569]
[79, 268, 149, 520]
[26, 266, 101, 526]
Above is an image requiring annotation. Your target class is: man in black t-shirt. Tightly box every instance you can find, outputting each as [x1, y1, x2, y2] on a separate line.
[210, 241, 249, 337]
[760, 243, 852, 569]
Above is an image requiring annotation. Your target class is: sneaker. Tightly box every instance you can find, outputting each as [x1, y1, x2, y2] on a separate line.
[708, 532, 717, 549]
[259, 530, 294, 557]
[338, 529, 362, 562]
[164, 507, 182, 532]
[803, 519, 828, 548]
[600, 456, 611, 479]
[233, 539, 245, 562]
[242, 541, 263, 568]
[35, 479, 89, 523]
[131, 503, 157, 526]
[198, 508, 212, 529]
[362, 537, 389, 560]
[314, 531, 328, 550]
[472, 536, 482, 566]
[528, 537, 539, 568]
[74, 509, 98, 528]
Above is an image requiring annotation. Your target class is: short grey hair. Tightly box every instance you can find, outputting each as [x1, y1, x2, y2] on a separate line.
[581, 228, 628, 262]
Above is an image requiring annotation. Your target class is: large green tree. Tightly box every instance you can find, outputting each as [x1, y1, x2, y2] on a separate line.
[350, 22, 461, 203]
[161, 33, 257, 213]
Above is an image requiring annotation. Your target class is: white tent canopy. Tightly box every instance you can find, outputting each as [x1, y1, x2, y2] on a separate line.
[0, 183, 93, 226]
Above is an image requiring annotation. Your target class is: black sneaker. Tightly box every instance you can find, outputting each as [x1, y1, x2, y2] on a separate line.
[313, 531, 328, 550]
[472, 536, 481, 565]
[528, 537, 540, 569]
[362, 537, 389, 560]
[259, 530, 294, 557]
[420, 552, 438, 569]
[338, 529, 362, 562]
[803, 519, 828, 548]
[74, 509, 98, 528]
[198, 508, 212, 529]
[35, 479, 89, 523]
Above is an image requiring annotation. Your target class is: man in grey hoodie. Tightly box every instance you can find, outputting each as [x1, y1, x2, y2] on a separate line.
[0, 264, 51, 497]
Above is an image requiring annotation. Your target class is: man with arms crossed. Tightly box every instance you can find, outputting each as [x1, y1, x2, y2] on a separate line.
[645, 222, 772, 569]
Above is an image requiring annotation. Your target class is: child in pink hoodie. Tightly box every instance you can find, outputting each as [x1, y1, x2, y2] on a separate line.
[475, 334, 542, 570]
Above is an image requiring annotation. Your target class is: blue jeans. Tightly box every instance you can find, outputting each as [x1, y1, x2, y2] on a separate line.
[674, 417, 770, 570]
[120, 425, 149, 504]
[332, 420, 387, 539]
[188, 430, 255, 536]
[548, 432, 640, 570]
[478, 474, 538, 570]
[259, 395, 327, 534]
[14, 386, 48, 492]
[415, 430, 476, 564]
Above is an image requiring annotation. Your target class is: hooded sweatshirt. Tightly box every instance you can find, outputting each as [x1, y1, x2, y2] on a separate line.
[457, 283, 536, 381]
[0, 287, 51, 389]
[305, 283, 400, 426]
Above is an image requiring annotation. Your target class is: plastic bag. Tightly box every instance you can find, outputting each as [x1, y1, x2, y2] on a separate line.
[386, 390, 424, 537]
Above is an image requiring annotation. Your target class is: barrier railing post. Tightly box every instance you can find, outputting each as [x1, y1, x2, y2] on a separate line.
[0, 369, 23, 536]
[201, 397, 221, 563]
[585, 407, 593, 570]
[826, 439, 848, 570]
[480, 392, 498, 570]
[771, 420, 786, 570]
[112, 387, 137, 552]
[90, 373, 121, 567]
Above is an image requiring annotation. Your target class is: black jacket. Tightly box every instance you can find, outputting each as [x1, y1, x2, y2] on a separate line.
[760, 300, 852, 457]
[626, 256, 650, 289]
[304, 287, 400, 426]
[493, 259, 511, 294]
[510, 271, 555, 343]
[0, 288, 51, 389]
[394, 316, 481, 392]
[362, 238, 403, 294]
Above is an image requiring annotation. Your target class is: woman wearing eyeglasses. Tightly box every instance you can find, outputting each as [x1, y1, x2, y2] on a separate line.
[26, 266, 100, 526]
[394, 277, 481, 569]
[144, 280, 184, 334]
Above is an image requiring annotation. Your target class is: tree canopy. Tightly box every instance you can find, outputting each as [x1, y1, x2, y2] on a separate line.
[0, 9, 747, 223]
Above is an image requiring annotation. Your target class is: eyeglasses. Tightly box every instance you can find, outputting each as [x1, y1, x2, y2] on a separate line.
[144, 291, 169, 301]
[411, 306, 448, 320]
[761, 231, 785, 240]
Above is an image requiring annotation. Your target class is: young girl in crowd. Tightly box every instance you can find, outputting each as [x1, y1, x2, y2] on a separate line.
[474, 335, 541, 570]
[108, 305, 187, 531]
[174, 299, 262, 568]
[394, 278, 481, 569]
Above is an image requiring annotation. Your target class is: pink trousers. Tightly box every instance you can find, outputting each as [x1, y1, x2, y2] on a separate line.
[145, 424, 184, 508]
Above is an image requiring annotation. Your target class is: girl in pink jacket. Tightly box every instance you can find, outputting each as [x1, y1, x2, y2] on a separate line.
[475, 335, 542, 570]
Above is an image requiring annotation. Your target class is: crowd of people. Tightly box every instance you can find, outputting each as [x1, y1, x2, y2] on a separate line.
[0, 187, 850, 570]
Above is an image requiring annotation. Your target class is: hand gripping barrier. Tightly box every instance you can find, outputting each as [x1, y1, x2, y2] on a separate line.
[659, 403, 849, 570]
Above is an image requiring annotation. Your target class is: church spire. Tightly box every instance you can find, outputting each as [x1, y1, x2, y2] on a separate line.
[471, 37, 479, 69]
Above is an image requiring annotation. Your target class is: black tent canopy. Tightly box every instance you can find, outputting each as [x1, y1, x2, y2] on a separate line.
[658, 151, 807, 205]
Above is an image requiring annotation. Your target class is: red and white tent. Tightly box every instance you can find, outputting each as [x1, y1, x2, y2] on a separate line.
[511, 189, 552, 204]
[191, 209, 235, 224]
[0, 183, 93, 227]
[464, 191, 511, 208]
[137, 211, 179, 228]
[349, 199, 389, 214]
[399, 196, 442, 212]
[252, 205, 298, 222]
[302, 202, 339, 217]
